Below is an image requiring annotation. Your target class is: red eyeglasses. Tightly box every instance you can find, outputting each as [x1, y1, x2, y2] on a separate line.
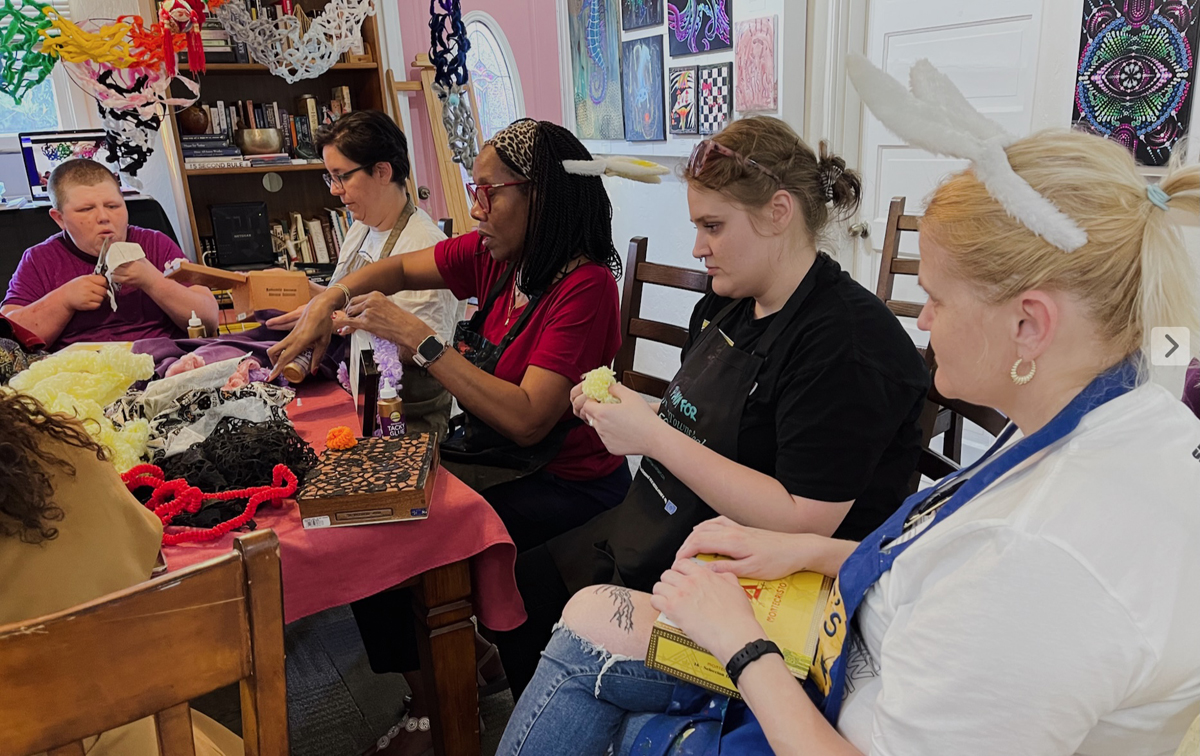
[686, 139, 782, 185]
[465, 180, 530, 213]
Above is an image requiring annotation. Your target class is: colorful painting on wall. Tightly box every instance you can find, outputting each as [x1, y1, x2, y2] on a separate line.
[622, 0, 664, 31]
[667, 0, 733, 56]
[568, 0, 626, 140]
[1072, 0, 1198, 165]
[734, 16, 777, 112]
[669, 66, 698, 134]
[622, 35, 666, 141]
[698, 62, 733, 135]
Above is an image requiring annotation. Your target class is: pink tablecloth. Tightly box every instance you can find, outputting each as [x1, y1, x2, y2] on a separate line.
[163, 381, 527, 630]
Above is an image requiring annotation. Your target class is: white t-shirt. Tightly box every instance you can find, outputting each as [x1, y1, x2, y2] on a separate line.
[837, 382, 1200, 756]
[331, 208, 464, 342]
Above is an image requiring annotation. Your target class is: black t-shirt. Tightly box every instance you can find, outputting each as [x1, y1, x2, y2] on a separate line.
[681, 253, 929, 540]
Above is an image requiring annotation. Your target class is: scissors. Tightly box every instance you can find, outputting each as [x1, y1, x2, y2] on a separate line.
[93, 237, 122, 306]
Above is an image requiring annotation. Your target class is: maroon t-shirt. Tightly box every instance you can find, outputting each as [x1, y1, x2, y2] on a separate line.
[434, 230, 624, 481]
[3, 226, 187, 349]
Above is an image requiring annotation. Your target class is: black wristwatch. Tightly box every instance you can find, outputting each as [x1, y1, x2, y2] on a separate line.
[413, 335, 448, 368]
[725, 639, 783, 688]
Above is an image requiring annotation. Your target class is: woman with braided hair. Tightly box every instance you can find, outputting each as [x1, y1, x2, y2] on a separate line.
[271, 117, 635, 544]
[0, 390, 242, 754]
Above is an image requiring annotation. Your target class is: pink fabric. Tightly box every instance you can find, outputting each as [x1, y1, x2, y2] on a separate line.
[162, 381, 527, 630]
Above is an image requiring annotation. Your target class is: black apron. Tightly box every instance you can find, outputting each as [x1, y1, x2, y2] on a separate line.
[439, 266, 580, 490]
[547, 255, 826, 592]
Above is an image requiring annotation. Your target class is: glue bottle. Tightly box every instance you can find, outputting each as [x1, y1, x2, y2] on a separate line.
[377, 383, 406, 438]
[187, 310, 206, 339]
[281, 349, 313, 384]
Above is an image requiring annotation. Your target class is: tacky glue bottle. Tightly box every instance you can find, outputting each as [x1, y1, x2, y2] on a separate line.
[187, 310, 206, 339]
[377, 382, 406, 437]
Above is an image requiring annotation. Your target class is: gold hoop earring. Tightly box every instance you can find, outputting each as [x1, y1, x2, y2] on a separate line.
[1011, 358, 1036, 386]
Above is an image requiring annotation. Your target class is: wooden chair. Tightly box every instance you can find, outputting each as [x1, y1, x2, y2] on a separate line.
[0, 530, 287, 756]
[613, 236, 711, 398]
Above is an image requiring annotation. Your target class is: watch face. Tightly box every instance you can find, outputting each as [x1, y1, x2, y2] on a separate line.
[418, 337, 444, 361]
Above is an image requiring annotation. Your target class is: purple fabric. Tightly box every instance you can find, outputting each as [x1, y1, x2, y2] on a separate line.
[3, 226, 188, 349]
[1184, 359, 1200, 421]
[134, 327, 348, 382]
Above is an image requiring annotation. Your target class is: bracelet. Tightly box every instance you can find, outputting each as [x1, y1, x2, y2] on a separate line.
[330, 282, 352, 310]
[725, 638, 783, 688]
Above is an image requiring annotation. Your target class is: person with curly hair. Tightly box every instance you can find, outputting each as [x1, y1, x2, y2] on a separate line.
[0, 391, 242, 755]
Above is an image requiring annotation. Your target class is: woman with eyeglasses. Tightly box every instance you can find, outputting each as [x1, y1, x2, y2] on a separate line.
[493, 115, 931, 698]
[266, 109, 462, 437]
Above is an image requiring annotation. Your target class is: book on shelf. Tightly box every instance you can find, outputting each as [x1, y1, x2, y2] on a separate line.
[645, 556, 834, 699]
[318, 215, 339, 258]
[185, 160, 251, 171]
[181, 133, 231, 145]
[182, 146, 242, 158]
[305, 218, 330, 264]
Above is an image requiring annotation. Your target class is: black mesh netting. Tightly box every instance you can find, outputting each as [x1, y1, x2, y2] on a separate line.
[143, 417, 319, 530]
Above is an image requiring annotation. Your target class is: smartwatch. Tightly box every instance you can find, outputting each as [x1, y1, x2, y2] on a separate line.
[413, 335, 448, 368]
[725, 639, 783, 688]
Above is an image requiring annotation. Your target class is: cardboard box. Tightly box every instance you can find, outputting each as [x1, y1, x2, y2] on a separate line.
[645, 559, 833, 699]
[298, 434, 440, 528]
[165, 260, 310, 323]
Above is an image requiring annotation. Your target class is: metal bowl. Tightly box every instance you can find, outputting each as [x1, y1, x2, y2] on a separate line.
[235, 128, 284, 155]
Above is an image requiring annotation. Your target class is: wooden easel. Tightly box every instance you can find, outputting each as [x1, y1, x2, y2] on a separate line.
[387, 54, 483, 237]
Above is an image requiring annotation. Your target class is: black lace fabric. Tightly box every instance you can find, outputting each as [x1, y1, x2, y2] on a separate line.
[147, 417, 319, 529]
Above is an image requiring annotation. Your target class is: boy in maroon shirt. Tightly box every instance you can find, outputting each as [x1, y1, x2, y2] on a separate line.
[2, 159, 217, 349]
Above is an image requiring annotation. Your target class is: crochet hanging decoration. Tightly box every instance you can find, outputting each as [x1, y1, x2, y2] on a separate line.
[429, 0, 479, 170]
[0, 0, 58, 102]
[844, 54, 1089, 253]
[212, 0, 376, 84]
[123, 462, 298, 545]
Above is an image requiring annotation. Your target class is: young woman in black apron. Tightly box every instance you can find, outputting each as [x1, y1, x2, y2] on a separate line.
[495, 82, 1200, 755]
[495, 116, 931, 695]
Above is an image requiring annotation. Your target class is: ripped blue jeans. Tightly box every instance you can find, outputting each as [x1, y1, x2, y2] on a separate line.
[496, 622, 680, 755]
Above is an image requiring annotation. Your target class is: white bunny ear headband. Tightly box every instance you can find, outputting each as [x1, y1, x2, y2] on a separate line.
[563, 156, 670, 184]
[845, 54, 1088, 253]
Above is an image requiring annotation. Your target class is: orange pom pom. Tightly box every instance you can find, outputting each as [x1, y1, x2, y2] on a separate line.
[325, 426, 358, 450]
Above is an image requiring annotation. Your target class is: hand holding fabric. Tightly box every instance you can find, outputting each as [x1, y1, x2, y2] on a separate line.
[651, 558, 764, 666]
[109, 257, 160, 291]
[572, 381, 662, 456]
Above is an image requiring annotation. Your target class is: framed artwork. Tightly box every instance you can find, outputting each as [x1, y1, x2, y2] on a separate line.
[622, 0, 663, 31]
[734, 16, 777, 112]
[622, 35, 667, 141]
[667, 0, 733, 56]
[698, 62, 733, 135]
[568, 0, 625, 140]
[1072, 0, 1198, 165]
[669, 65, 698, 134]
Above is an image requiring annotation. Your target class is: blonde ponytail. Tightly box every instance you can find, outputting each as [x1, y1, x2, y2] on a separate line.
[1140, 156, 1200, 372]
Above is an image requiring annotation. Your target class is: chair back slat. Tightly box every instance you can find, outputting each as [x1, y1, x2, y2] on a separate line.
[0, 530, 287, 756]
[47, 744, 86, 756]
[886, 300, 924, 320]
[154, 703, 198, 756]
[613, 237, 710, 398]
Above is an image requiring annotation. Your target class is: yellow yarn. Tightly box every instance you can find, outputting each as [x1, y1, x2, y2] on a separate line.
[38, 12, 138, 67]
[9, 346, 155, 471]
[581, 366, 621, 404]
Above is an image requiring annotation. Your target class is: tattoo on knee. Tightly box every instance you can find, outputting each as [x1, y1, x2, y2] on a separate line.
[594, 585, 635, 633]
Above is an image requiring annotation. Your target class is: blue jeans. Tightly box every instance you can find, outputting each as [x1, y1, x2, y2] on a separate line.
[497, 623, 679, 755]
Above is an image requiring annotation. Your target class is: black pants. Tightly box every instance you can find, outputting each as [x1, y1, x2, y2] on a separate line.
[351, 464, 632, 675]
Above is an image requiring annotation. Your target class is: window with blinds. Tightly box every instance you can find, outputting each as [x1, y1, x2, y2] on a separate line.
[0, 0, 70, 134]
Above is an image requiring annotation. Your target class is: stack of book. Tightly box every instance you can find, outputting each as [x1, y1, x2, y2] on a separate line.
[273, 206, 354, 266]
[181, 133, 245, 171]
[247, 153, 293, 168]
[185, 86, 354, 164]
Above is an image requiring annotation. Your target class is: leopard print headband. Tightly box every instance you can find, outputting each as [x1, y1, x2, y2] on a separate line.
[485, 118, 538, 178]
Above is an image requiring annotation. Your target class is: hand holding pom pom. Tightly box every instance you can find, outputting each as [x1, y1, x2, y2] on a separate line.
[580, 366, 621, 404]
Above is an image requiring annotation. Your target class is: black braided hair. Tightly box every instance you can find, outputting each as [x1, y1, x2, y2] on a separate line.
[514, 122, 621, 296]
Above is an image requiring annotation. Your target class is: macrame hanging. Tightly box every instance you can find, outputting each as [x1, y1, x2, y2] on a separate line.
[212, 0, 376, 84]
[429, 0, 479, 170]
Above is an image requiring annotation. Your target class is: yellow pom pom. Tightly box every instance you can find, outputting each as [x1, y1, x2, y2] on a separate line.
[581, 366, 621, 404]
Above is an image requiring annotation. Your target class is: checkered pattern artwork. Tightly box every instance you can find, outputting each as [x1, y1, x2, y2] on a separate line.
[698, 62, 733, 135]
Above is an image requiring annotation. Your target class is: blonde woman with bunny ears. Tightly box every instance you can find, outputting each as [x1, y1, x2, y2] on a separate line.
[494, 60, 1200, 756]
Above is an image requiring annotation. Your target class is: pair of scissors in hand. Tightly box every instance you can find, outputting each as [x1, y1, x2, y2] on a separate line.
[93, 237, 122, 305]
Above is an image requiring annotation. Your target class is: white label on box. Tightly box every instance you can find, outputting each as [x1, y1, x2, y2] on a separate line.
[302, 516, 331, 529]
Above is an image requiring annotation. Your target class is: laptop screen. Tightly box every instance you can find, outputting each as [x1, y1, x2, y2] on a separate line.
[18, 130, 132, 200]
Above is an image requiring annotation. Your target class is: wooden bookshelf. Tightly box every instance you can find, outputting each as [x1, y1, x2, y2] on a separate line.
[167, 4, 390, 260]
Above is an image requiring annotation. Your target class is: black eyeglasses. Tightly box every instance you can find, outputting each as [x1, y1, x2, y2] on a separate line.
[323, 164, 369, 189]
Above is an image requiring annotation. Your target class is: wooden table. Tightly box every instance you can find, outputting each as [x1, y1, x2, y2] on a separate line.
[164, 382, 524, 756]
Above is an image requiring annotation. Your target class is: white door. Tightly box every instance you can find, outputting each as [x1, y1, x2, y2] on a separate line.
[852, 0, 1047, 344]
